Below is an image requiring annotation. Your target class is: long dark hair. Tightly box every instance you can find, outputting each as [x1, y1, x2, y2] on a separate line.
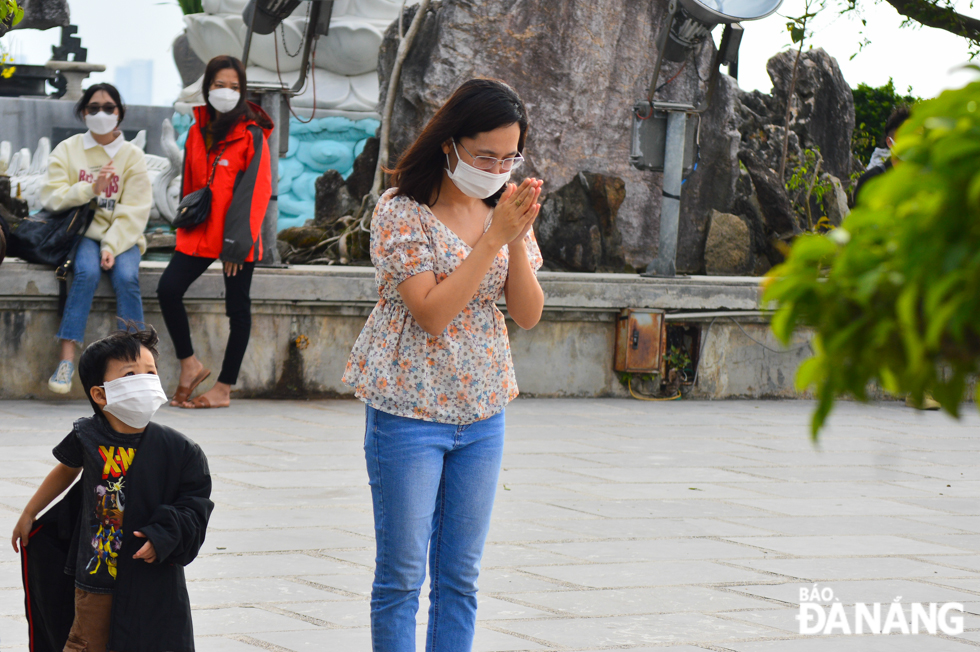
[201, 55, 272, 148]
[390, 79, 528, 208]
[74, 83, 126, 123]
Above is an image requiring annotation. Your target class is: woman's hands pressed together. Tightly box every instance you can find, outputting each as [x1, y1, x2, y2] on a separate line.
[485, 178, 542, 250]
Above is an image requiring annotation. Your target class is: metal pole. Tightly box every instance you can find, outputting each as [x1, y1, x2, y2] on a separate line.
[259, 91, 282, 266]
[242, 0, 259, 65]
[647, 1, 678, 101]
[645, 110, 686, 277]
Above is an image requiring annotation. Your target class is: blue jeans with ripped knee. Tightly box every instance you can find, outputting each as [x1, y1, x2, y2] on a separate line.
[364, 405, 504, 652]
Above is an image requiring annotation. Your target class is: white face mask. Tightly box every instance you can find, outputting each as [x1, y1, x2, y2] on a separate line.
[101, 374, 168, 429]
[208, 87, 241, 114]
[445, 142, 511, 199]
[85, 112, 118, 136]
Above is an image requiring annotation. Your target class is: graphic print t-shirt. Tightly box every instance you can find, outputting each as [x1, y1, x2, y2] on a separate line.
[53, 417, 141, 594]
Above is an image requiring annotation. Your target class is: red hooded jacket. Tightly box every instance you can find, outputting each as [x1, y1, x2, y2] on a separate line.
[176, 103, 272, 263]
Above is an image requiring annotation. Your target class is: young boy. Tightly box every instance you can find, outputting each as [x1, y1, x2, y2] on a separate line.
[11, 327, 213, 652]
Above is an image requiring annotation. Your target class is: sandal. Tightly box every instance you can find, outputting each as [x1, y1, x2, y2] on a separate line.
[181, 395, 228, 410]
[171, 368, 211, 406]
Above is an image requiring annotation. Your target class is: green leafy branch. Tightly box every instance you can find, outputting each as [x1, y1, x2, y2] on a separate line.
[764, 70, 980, 437]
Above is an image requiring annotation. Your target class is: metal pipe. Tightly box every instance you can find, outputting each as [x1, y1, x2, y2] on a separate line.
[646, 0, 678, 103]
[693, 23, 735, 113]
[259, 91, 282, 265]
[644, 110, 687, 277]
[665, 310, 767, 321]
[242, 0, 259, 66]
[290, 0, 321, 94]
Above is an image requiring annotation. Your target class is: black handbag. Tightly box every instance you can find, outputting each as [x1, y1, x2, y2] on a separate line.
[8, 201, 97, 316]
[173, 143, 227, 230]
[8, 201, 96, 272]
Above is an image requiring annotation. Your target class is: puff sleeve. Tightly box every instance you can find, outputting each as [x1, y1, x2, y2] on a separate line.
[523, 228, 544, 273]
[371, 191, 436, 296]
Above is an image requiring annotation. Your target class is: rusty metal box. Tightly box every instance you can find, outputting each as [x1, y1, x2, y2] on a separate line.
[614, 309, 666, 373]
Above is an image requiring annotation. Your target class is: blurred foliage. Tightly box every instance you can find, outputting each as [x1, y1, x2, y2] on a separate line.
[786, 148, 836, 233]
[763, 73, 980, 437]
[852, 78, 920, 164]
[0, 0, 23, 37]
[177, 0, 204, 15]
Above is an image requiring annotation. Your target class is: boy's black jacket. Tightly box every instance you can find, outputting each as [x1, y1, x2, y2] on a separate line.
[22, 416, 213, 652]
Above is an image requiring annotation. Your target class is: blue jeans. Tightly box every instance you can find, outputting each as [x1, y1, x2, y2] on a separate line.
[364, 406, 505, 652]
[57, 237, 144, 344]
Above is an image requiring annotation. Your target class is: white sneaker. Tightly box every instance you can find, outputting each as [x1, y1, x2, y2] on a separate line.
[48, 360, 74, 394]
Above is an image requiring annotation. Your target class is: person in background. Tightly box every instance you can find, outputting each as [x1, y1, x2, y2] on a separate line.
[42, 83, 152, 395]
[156, 55, 272, 410]
[852, 105, 911, 205]
[343, 78, 545, 652]
[852, 104, 936, 410]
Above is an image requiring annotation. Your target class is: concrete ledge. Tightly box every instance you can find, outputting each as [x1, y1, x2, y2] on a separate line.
[0, 259, 799, 401]
[1, 260, 764, 310]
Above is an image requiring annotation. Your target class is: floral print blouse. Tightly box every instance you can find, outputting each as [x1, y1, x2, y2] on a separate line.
[343, 188, 543, 425]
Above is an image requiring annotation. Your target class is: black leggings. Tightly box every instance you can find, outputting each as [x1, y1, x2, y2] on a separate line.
[156, 252, 254, 386]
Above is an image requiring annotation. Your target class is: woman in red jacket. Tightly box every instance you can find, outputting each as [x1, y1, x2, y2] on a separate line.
[157, 55, 272, 409]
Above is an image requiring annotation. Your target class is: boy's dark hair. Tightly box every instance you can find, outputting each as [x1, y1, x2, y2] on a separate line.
[884, 105, 912, 141]
[74, 83, 127, 124]
[79, 326, 160, 414]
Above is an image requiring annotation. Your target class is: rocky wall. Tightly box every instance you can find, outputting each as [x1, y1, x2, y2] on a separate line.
[377, 1, 856, 275]
[378, 0, 741, 274]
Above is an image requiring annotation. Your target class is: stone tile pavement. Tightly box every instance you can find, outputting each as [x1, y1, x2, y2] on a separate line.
[0, 398, 979, 650]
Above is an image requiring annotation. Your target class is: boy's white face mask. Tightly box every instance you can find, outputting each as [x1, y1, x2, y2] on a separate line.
[101, 374, 168, 429]
[445, 141, 511, 199]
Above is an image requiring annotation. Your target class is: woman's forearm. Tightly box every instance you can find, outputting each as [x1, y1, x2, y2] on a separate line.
[504, 241, 544, 329]
[399, 236, 504, 336]
[21, 464, 81, 519]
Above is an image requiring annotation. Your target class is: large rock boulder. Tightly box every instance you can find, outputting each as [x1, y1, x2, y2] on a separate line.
[765, 48, 855, 181]
[378, 0, 737, 274]
[534, 171, 626, 272]
[345, 136, 379, 201]
[823, 174, 850, 227]
[314, 170, 357, 228]
[704, 210, 752, 276]
[737, 149, 801, 238]
[12, 0, 69, 30]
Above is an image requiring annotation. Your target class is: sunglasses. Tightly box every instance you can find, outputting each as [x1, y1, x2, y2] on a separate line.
[85, 103, 118, 116]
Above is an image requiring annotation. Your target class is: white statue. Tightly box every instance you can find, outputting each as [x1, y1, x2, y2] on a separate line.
[179, 0, 417, 117]
[3, 121, 183, 224]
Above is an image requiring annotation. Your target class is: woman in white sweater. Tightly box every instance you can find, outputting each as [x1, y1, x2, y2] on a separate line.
[41, 83, 152, 394]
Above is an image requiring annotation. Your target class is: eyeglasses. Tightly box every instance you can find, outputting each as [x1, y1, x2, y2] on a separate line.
[85, 103, 118, 116]
[456, 140, 524, 173]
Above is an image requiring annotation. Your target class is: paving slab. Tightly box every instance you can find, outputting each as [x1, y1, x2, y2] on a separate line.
[1, 398, 978, 650]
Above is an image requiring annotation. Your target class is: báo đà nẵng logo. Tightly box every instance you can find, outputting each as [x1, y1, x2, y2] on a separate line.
[796, 584, 964, 635]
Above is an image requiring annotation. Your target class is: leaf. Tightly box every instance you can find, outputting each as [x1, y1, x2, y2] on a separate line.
[795, 357, 824, 390]
[770, 304, 797, 343]
[791, 26, 805, 43]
